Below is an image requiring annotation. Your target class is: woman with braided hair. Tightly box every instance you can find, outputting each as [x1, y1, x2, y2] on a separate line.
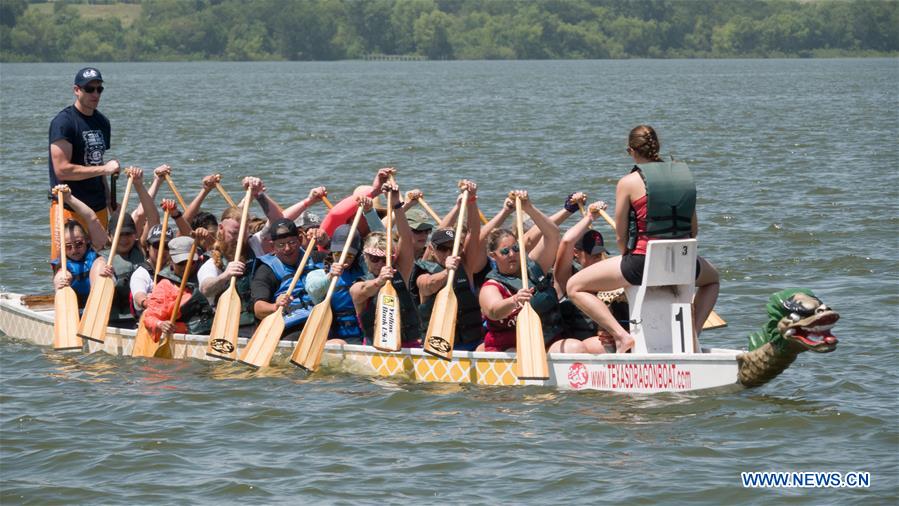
[567, 125, 719, 353]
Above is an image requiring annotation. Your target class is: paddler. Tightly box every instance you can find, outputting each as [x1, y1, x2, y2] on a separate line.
[90, 167, 159, 329]
[567, 125, 720, 353]
[250, 219, 322, 340]
[478, 191, 565, 352]
[50, 185, 109, 308]
[197, 177, 276, 337]
[552, 200, 622, 353]
[48, 67, 120, 263]
[142, 235, 214, 339]
[414, 180, 489, 350]
[351, 182, 423, 348]
[320, 201, 368, 344]
[129, 222, 175, 317]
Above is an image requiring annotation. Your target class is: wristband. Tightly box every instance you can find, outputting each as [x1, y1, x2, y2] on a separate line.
[393, 200, 405, 210]
[172, 210, 183, 219]
[468, 195, 477, 203]
[563, 193, 579, 213]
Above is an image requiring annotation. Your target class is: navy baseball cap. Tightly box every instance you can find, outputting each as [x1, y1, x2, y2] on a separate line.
[74, 67, 103, 87]
[330, 224, 361, 256]
[575, 230, 608, 256]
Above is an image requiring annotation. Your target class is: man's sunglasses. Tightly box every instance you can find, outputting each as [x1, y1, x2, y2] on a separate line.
[80, 85, 104, 94]
[497, 244, 520, 256]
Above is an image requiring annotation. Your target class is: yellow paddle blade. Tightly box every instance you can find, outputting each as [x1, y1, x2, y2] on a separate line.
[154, 333, 175, 359]
[515, 303, 549, 380]
[53, 287, 82, 351]
[238, 310, 286, 368]
[132, 318, 162, 358]
[372, 283, 401, 352]
[423, 286, 458, 361]
[703, 310, 727, 330]
[77, 276, 115, 343]
[206, 286, 241, 360]
[289, 301, 333, 372]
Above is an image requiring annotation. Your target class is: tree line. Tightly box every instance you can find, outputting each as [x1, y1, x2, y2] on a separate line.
[2, 0, 897, 62]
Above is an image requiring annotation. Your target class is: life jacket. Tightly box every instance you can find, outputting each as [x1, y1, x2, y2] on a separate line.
[416, 260, 484, 344]
[102, 246, 144, 322]
[628, 161, 696, 251]
[559, 263, 599, 339]
[485, 258, 563, 344]
[256, 251, 318, 331]
[156, 266, 215, 335]
[217, 251, 257, 327]
[359, 270, 423, 344]
[52, 248, 98, 307]
[329, 262, 365, 340]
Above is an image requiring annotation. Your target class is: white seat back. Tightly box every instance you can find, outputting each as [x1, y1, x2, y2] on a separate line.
[624, 239, 697, 354]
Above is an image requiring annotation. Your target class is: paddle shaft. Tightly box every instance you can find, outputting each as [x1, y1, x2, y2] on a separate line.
[107, 175, 135, 271]
[417, 198, 441, 224]
[153, 207, 170, 285]
[443, 189, 469, 289]
[577, 202, 593, 230]
[164, 175, 188, 211]
[515, 197, 529, 291]
[56, 191, 67, 272]
[385, 190, 393, 268]
[167, 242, 198, 328]
[227, 187, 254, 293]
[217, 183, 238, 208]
[321, 196, 334, 209]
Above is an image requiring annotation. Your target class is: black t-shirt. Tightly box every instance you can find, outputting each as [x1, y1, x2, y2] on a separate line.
[48, 105, 111, 211]
[250, 263, 282, 305]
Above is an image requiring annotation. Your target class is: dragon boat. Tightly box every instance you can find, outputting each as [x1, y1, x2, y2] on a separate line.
[0, 286, 838, 394]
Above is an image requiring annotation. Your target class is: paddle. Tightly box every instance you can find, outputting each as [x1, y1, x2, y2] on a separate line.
[77, 171, 134, 344]
[290, 204, 364, 372]
[152, 202, 171, 285]
[216, 182, 238, 208]
[417, 197, 442, 224]
[52, 186, 83, 351]
[154, 240, 199, 359]
[423, 187, 470, 360]
[596, 209, 726, 330]
[206, 186, 254, 360]
[238, 237, 317, 368]
[321, 196, 334, 210]
[577, 202, 593, 230]
[514, 195, 550, 380]
[164, 174, 188, 211]
[372, 186, 401, 352]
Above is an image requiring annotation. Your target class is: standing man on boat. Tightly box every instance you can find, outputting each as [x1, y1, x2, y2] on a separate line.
[48, 67, 120, 262]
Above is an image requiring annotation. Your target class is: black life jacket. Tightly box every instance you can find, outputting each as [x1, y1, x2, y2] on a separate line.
[102, 245, 144, 322]
[360, 271, 423, 344]
[416, 259, 484, 344]
[485, 258, 562, 344]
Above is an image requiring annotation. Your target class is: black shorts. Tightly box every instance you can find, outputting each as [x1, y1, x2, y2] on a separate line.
[620, 253, 702, 286]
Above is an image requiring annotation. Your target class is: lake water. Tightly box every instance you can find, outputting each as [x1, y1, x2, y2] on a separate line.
[1, 59, 897, 504]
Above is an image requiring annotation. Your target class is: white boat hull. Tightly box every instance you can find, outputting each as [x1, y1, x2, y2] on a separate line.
[0, 293, 744, 393]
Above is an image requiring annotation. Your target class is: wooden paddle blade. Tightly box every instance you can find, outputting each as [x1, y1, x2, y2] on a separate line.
[53, 287, 82, 351]
[703, 310, 727, 330]
[238, 310, 286, 368]
[372, 283, 401, 352]
[76, 277, 115, 343]
[289, 301, 333, 372]
[154, 334, 175, 359]
[515, 303, 549, 380]
[423, 286, 458, 361]
[131, 318, 161, 358]
[205, 286, 241, 360]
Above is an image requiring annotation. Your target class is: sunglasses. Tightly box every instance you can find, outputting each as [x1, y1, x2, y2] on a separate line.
[497, 244, 520, 256]
[80, 85, 104, 94]
[434, 244, 452, 253]
[365, 253, 387, 263]
[65, 240, 86, 250]
[274, 239, 300, 251]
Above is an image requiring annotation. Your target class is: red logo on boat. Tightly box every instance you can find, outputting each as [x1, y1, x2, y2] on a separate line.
[568, 362, 588, 389]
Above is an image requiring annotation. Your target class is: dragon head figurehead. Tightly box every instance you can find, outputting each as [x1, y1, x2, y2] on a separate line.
[748, 288, 839, 353]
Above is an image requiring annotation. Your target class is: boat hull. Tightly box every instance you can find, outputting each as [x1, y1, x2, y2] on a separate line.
[0, 293, 743, 393]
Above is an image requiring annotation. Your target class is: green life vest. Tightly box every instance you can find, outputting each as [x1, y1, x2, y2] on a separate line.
[416, 260, 484, 344]
[360, 271, 423, 343]
[156, 266, 215, 335]
[629, 161, 696, 250]
[485, 258, 563, 344]
[559, 263, 598, 339]
[102, 246, 145, 322]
